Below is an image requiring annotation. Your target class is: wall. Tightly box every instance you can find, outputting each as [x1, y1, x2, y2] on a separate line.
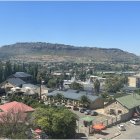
[4, 82, 15, 91]
[120, 108, 134, 121]
[128, 77, 136, 87]
[104, 101, 129, 115]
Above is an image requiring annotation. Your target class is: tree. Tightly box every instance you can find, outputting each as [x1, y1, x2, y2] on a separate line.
[0, 61, 3, 82]
[0, 110, 31, 139]
[70, 82, 84, 91]
[4, 60, 12, 78]
[47, 79, 57, 88]
[94, 79, 100, 94]
[80, 95, 90, 108]
[79, 72, 86, 81]
[32, 107, 77, 139]
[105, 76, 124, 93]
[54, 93, 64, 103]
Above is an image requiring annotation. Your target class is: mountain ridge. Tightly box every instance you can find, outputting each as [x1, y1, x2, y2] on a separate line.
[0, 42, 139, 63]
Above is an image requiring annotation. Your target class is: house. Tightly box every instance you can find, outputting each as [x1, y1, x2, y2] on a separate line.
[9, 72, 32, 83]
[1, 78, 26, 92]
[104, 94, 140, 121]
[128, 74, 140, 88]
[0, 101, 35, 113]
[0, 101, 35, 123]
[0, 72, 32, 93]
[46, 89, 104, 109]
[22, 83, 50, 97]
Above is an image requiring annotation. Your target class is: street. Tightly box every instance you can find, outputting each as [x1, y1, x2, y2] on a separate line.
[115, 121, 140, 139]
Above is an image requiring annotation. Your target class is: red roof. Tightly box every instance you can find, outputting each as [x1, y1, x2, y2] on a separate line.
[0, 101, 35, 113]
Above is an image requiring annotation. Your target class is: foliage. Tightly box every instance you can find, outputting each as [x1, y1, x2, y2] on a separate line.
[47, 79, 57, 88]
[0, 111, 30, 139]
[105, 76, 126, 93]
[101, 92, 109, 99]
[32, 107, 77, 139]
[70, 82, 84, 91]
[80, 95, 90, 107]
[134, 89, 140, 95]
[8, 93, 47, 108]
[113, 92, 127, 98]
[94, 79, 100, 94]
[54, 93, 64, 102]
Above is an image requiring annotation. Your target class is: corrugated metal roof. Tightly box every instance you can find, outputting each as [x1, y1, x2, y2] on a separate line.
[7, 78, 26, 87]
[13, 72, 32, 78]
[116, 94, 140, 109]
[47, 89, 99, 101]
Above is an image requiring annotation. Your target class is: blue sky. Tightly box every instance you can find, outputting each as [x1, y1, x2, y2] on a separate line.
[0, 1, 140, 55]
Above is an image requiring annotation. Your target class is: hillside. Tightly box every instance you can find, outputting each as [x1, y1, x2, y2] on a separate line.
[0, 42, 139, 63]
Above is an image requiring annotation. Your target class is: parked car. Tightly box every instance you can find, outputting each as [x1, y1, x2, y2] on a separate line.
[73, 106, 79, 111]
[90, 111, 98, 116]
[66, 106, 72, 109]
[117, 124, 126, 131]
[79, 108, 87, 113]
[130, 118, 140, 125]
[84, 110, 91, 115]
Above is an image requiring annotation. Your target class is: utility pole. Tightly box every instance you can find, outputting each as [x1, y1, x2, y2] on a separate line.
[40, 78, 44, 100]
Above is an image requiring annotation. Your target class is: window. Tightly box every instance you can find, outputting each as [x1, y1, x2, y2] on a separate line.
[118, 110, 122, 114]
[110, 109, 116, 115]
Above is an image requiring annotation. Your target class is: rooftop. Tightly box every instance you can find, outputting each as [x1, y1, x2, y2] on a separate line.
[13, 72, 32, 78]
[6, 78, 26, 87]
[116, 94, 140, 109]
[48, 89, 99, 101]
[0, 101, 35, 113]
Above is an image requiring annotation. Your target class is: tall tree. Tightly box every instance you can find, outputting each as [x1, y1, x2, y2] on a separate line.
[4, 60, 12, 78]
[80, 95, 90, 108]
[70, 82, 84, 91]
[94, 79, 100, 95]
[0, 61, 3, 82]
[0, 110, 30, 139]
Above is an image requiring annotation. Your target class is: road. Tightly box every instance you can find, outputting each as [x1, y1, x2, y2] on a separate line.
[71, 108, 140, 139]
[115, 121, 140, 139]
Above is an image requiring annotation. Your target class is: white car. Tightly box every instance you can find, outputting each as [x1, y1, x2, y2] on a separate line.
[117, 124, 126, 131]
[130, 118, 140, 125]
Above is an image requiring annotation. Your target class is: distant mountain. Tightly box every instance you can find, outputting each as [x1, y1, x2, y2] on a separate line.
[0, 42, 139, 63]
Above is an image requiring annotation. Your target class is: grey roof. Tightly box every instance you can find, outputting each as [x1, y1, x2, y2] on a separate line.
[13, 72, 32, 78]
[6, 78, 26, 87]
[47, 89, 99, 102]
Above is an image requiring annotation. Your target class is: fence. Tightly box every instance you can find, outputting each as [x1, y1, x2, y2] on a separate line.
[93, 115, 121, 128]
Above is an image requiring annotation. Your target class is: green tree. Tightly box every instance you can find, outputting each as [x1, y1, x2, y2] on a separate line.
[80, 95, 90, 108]
[4, 60, 12, 78]
[47, 79, 57, 88]
[32, 107, 77, 139]
[0, 111, 30, 139]
[70, 82, 84, 91]
[0, 61, 3, 82]
[94, 79, 100, 94]
[105, 76, 124, 93]
[54, 93, 64, 103]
